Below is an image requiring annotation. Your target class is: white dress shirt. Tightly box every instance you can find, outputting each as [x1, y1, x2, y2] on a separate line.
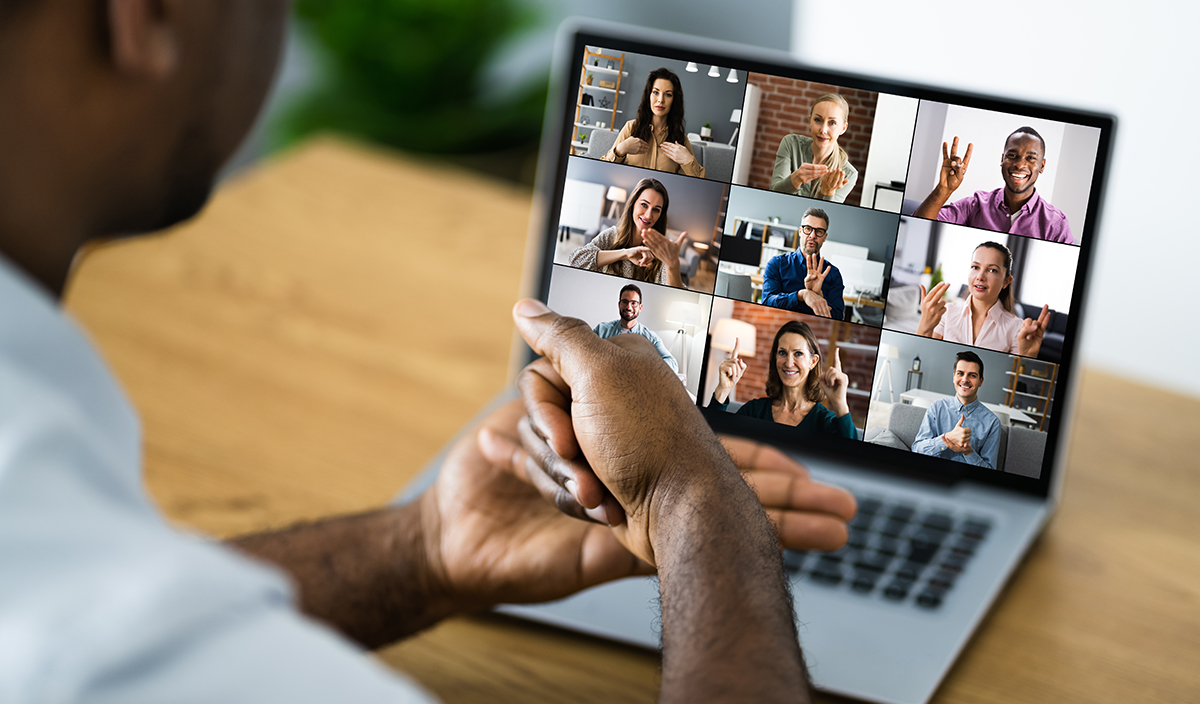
[933, 298, 1022, 354]
[0, 254, 435, 703]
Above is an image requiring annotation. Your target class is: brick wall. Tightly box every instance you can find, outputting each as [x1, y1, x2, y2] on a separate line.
[728, 301, 881, 427]
[746, 73, 879, 207]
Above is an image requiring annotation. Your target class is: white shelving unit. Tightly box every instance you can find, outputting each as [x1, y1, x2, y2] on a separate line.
[573, 48, 627, 156]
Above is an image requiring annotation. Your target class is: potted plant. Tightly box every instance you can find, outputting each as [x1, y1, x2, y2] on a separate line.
[586, 73, 593, 85]
[700, 122, 712, 139]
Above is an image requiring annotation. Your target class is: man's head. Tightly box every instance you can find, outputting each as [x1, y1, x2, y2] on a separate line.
[799, 207, 829, 255]
[952, 351, 984, 404]
[618, 284, 642, 323]
[1000, 126, 1047, 197]
[0, 0, 288, 294]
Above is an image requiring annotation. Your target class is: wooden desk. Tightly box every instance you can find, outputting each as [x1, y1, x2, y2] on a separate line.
[64, 139, 1200, 703]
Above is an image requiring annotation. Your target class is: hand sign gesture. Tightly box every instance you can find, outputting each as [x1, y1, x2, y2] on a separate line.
[818, 349, 850, 417]
[790, 161, 829, 187]
[818, 168, 849, 197]
[803, 253, 830, 293]
[641, 228, 686, 266]
[943, 414, 973, 454]
[939, 136, 973, 194]
[1017, 304, 1050, 358]
[660, 141, 694, 166]
[713, 336, 748, 404]
[917, 282, 951, 337]
[616, 136, 649, 158]
[625, 246, 654, 268]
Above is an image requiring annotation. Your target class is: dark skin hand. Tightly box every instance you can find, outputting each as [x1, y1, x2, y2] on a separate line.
[504, 299, 859, 703]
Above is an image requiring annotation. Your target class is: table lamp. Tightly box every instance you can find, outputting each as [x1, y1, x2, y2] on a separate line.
[874, 342, 900, 404]
[605, 186, 627, 219]
[666, 302, 702, 381]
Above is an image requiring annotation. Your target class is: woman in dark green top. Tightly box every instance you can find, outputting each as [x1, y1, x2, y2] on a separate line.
[709, 320, 857, 439]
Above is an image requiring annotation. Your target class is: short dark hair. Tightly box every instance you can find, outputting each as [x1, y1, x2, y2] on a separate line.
[802, 207, 830, 228]
[954, 351, 984, 380]
[1007, 126, 1047, 157]
[619, 284, 642, 302]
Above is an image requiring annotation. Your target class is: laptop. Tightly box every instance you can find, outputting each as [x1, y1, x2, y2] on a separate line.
[403, 19, 1113, 704]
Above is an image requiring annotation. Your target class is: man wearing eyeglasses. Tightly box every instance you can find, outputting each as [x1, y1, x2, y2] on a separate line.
[760, 208, 845, 320]
[592, 284, 679, 372]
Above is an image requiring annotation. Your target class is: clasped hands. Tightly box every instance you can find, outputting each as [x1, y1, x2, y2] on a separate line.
[419, 300, 856, 613]
[790, 161, 848, 197]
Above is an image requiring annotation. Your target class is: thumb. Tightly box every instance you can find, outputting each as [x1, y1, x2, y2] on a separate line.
[956, 414, 965, 428]
[513, 299, 608, 388]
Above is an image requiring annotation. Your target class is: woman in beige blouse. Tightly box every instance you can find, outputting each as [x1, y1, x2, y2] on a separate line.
[602, 68, 705, 179]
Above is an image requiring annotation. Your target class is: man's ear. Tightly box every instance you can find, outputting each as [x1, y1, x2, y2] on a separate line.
[108, 0, 178, 77]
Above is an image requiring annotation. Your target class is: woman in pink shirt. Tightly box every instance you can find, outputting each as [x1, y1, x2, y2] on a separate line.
[915, 241, 1050, 358]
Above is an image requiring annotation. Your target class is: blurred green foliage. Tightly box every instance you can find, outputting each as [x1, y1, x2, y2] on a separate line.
[275, 0, 548, 156]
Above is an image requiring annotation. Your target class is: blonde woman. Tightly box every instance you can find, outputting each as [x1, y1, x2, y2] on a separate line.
[569, 177, 688, 288]
[770, 92, 859, 202]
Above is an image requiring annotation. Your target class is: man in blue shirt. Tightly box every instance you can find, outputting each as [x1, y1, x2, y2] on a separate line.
[912, 351, 1001, 469]
[760, 207, 845, 320]
[593, 284, 678, 372]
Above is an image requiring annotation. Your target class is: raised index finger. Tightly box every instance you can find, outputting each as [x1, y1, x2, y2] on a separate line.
[730, 336, 741, 361]
[833, 348, 842, 372]
[1038, 304, 1050, 326]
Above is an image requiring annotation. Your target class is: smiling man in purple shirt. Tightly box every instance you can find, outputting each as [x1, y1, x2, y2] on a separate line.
[913, 127, 1075, 245]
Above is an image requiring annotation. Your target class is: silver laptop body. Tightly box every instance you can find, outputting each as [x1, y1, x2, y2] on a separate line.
[405, 19, 1113, 704]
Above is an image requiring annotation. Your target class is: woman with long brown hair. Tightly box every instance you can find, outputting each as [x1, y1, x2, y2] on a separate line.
[709, 320, 856, 439]
[914, 240, 1050, 357]
[771, 92, 859, 202]
[569, 177, 688, 288]
[602, 67, 704, 178]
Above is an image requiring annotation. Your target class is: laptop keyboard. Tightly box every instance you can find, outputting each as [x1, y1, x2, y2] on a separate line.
[783, 493, 993, 609]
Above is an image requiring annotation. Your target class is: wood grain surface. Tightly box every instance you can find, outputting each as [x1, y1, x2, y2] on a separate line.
[64, 138, 1200, 703]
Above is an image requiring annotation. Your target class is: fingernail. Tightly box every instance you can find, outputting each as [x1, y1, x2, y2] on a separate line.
[585, 506, 610, 525]
[565, 479, 580, 502]
[516, 299, 549, 317]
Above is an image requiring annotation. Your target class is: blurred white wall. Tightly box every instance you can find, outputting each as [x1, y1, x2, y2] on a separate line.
[793, 1, 1200, 398]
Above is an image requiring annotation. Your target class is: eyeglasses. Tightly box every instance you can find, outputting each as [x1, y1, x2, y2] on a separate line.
[800, 225, 828, 237]
[619, 300, 642, 307]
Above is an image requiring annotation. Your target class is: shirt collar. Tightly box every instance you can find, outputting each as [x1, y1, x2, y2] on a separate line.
[991, 187, 1041, 215]
[0, 252, 140, 462]
[955, 396, 982, 413]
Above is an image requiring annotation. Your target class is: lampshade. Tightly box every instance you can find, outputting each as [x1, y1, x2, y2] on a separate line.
[666, 302, 701, 328]
[708, 65, 721, 78]
[726, 69, 738, 83]
[711, 318, 756, 357]
[730, 109, 742, 123]
[879, 342, 899, 359]
[685, 62, 698, 72]
[605, 186, 628, 203]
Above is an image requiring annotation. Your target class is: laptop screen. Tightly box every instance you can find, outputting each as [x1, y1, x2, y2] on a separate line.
[535, 26, 1112, 495]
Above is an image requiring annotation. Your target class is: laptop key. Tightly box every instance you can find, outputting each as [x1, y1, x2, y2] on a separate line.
[847, 529, 871, 550]
[916, 586, 948, 608]
[961, 518, 992, 539]
[809, 566, 843, 586]
[895, 561, 925, 582]
[851, 573, 878, 593]
[907, 533, 943, 564]
[874, 536, 901, 556]
[940, 552, 970, 571]
[883, 578, 913, 600]
[928, 569, 958, 590]
[880, 519, 909, 538]
[856, 497, 883, 516]
[920, 512, 955, 532]
[854, 552, 892, 573]
[888, 504, 916, 522]
[951, 537, 981, 555]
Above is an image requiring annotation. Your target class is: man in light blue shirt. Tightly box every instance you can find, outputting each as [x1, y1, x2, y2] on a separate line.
[912, 351, 1001, 470]
[592, 284, 678, 372]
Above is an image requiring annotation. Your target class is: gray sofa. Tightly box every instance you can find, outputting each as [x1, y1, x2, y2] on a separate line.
[864, 402, 1046, 476]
